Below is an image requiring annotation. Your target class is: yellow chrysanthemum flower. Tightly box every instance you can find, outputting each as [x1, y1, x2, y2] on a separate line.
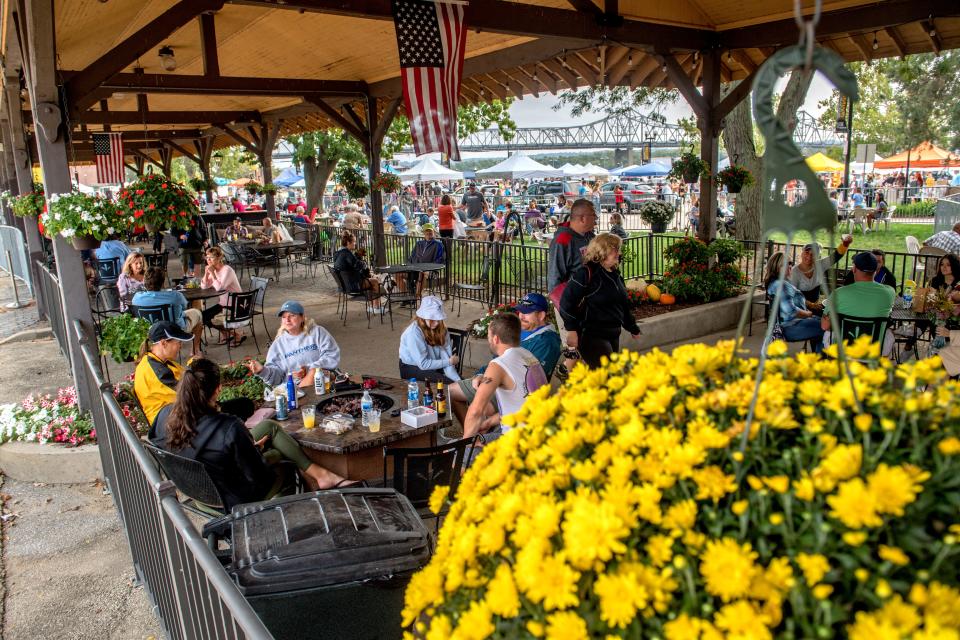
[713, 600, 773, 640]
[700, 538, 759, 602]
[562, 495, 629, 570]
[828, 478, 882, 529]
[796, 553, 830, 586]
[692, 465, 738, 502]
[663, 500, 698, 532]
[484, 564, 519, 618]
[594, 568, 649, 628]
[878, 545, 910, 566]
[868, 464, 927, 517]
[545, 611, 588, 640]
[938, 436, 960, 455]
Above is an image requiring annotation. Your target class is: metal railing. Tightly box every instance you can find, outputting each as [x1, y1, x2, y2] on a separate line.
[36, 260, 67, 356]
[71, 321, 273, 640]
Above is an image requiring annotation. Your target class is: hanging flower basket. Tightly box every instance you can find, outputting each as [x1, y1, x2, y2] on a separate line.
[40, 192, 132, 246]
[10, 183, 46, 218]
[118, 174, 198, 232]
[371, 173, 402, 194]
[244, 181, 263, 196]
[668, 151, 710, 184]
[187, 176, 217, 193]
[261, 183, 278, 196]
[717, 164, 755, 194]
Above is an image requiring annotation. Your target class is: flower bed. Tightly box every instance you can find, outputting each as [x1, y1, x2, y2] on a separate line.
[408, 338, 960, 639]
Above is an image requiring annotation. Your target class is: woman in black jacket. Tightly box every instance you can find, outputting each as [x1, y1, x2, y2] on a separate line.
[332, 231, 384, 313]
[149, 358, 345, 510]
[559, 233, 641, 368]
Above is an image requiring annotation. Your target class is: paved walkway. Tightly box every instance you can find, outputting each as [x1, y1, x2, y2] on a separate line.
[0, 274, 39, 341]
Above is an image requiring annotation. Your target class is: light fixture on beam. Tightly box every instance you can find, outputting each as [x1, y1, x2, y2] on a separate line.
[627, 54, 633, 66]
[158, 46, 176, 72]
[929, 15, 936, 37]
[872, 33, 879, 50]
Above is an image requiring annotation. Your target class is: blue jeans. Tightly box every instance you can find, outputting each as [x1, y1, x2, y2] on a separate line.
[782, 317, 825, 353]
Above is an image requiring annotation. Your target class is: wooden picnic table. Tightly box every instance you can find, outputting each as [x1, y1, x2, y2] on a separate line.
[280, 377, 451, 481]
[178, 286, 222, 303]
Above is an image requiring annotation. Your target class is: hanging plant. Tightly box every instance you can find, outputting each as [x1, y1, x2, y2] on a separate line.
[637, 200, 675, 233]
[717, 164, 755, 194]
[261, 183, 278, 195]
[244, 181, 263, 196]
[668, 151, 710, 184]
[188, 176, 217, 193]
[118, 174, 198, 232]
[371, 172, 402, 194]
[41, 192, 133, 249]
[335, 165, 370, 200]
[11, 182, 46, 218]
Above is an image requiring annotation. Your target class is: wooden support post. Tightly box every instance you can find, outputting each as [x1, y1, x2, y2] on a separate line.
[196, 137, 215, 202]
[22, 0, 98, 409]
[365, 95, 385, 268]
[4, 80, 43, 282]
[698, 50, 721, 244]
[258, 120, 279, 216]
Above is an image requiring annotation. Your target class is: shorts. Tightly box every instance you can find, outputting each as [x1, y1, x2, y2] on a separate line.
[182, 308, 202, 332]
[456, 377, 500, 412]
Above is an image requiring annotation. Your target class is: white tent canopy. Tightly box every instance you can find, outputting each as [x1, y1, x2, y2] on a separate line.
[477, 154, 558, 180]
[580, 163, 609, 177]
[558, 163, 587, 178]
[398, 157, 464, 183]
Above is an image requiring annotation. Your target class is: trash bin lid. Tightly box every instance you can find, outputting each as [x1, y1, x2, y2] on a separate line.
[225, 488, 431, 596]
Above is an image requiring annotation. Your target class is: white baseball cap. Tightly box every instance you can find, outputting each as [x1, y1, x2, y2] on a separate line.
[416, 296, 446, 322]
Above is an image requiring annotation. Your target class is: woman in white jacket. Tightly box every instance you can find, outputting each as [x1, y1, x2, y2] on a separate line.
[398, 296, 461, 383]
[246, 300, 340, 387]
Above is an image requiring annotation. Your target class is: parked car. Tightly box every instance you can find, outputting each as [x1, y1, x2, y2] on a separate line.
[452, 184, 500, 199]
[523, 181, 577, 205]
[598, 181, 656, 211]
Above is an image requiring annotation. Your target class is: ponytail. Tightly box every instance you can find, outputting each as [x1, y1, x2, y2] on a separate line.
[138, 338, 151, 360]
[167, 358, 220, 452]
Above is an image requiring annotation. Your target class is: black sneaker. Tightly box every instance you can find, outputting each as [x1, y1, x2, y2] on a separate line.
[555, 363, 569, 381]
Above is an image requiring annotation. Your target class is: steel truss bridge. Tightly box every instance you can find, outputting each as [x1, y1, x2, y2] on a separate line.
[401, 109, 842, 154]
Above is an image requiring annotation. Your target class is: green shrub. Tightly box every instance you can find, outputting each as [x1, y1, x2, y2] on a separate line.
[662, 237, 746, 303]
[893, 201, 936, 218]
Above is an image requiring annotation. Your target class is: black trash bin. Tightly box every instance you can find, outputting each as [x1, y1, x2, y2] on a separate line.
[203, 488, 431, 640]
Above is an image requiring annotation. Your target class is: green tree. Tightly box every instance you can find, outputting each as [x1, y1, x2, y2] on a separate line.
[381, 99, 518, 160]
[553, 85, 677, 118]
[284, 130, 366, 212]
[211, 147, 260, 181]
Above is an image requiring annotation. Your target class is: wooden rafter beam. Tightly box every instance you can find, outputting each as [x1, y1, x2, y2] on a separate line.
[629, 56, 661, 88]
[163, 140, 201, 164]
[731, 49, 757, 74]
[564, 0, 600, 14]
[848, 33, 873, 62]
[373, 97, 401, 147]
[655, 53, 705, 118]
[199, 13, 220, 77]
[539, 58, 579, 90]
[713, 64, 763, 126]
[502, 69, 536, 97]
[226, 0, 710, 50]
[606, 49, 636, 86]
[304, 96, 366, 143]
[488, 70, 525, 98]
[69, 129, 204, 142]
[885, 26, 907, 57]
[49, 110, 260, 125]
[65, 0, 225, 111]
[720, 0, 960, 49]
[78, 72, 368, 97]
[565, 51, 601, 85]
[920, 20, 942, 55]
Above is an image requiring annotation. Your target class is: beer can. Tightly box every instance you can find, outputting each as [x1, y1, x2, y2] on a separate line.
[275, 393, 288, 420]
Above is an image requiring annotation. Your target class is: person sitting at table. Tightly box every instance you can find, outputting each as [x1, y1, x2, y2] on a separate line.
[787, 234, 854, 310]
[199, 246, 244, 346]
[821, 252, 896, 355]
[95, 234, 131, 264]
[150, 358, 347, 508]
[224, 217, 249, 241]
[843, 249, 896, 290]
[341, 203, 365, 230]
[132, 268, 205, 357]
[461, 313, 547, 442]
[930, 254, 960, 291]
[922, 223, 960, 254]
[402, 224, 445, 297]
[868, 193, 887, 230]
[260, 216, 292, 243]
[385, 205, 408, 235]
[134, 321, 254, 427]
[117, 252, 147, 311]
[398, 296, 460, 383]
[293, 205, 313, 225]
[246, 300, 340, 388]
[764, 251, 825, 353]
[333, 231, 384, 314]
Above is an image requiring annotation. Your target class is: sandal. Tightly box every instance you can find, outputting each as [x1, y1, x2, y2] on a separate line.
[230, 335, 247, 347]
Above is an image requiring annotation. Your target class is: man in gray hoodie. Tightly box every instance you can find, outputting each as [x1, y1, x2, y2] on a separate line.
[547, 199, 596, 379]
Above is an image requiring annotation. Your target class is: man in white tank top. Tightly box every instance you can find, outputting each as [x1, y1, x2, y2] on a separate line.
[463, 313, 547, 439]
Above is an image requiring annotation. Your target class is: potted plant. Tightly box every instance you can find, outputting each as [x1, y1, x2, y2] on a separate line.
[261, 183, 278, 196]
[409, 339, 960, 639]
[668, 151, 710, 184]
[335, 165, 370, 200]
[10, 182, 45, 218]
[99, 314, 150, 364]
[244, 181, 263, 196]
[637, 200, 674, 234]
[372, 172, 402, 194]
[188, 176, 217, 193]
[40, 192, 132, 250]
[118, 174, 197, 233]
[717, 164, 755, 194]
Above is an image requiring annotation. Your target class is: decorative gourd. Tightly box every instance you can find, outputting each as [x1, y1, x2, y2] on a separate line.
[645, 284, 661, 302]
[660, 293, 676, 305]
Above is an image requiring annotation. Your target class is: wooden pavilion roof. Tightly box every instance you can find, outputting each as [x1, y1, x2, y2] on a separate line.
[4, 0, 960, 166]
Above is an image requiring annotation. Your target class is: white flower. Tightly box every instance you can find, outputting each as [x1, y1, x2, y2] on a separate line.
[60, 228, 76, 237]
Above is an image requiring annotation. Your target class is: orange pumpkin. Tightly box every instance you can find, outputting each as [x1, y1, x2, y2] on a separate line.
[660, 293, 676, 305]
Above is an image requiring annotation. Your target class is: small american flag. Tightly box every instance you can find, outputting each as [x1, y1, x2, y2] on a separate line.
[391, 0, 466, 161]
[93, 132, 124, 184]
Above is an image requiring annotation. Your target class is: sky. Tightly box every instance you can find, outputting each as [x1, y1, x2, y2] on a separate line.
[440, 72, 838, 161]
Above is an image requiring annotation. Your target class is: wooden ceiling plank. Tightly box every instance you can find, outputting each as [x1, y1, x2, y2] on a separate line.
[63, 110, 259, 125]
[884, 26, 907, 58]
[606, 49, 637, 86]
[919, 20, 943, 55]
[731, 50, 757, 74]
[65, 0, 225, 112]
[510, 67, 540, 98]
[540, 59, 579, 90]
[90, 72, 368, 97]
[604, 46, 630, 72]
[498, 69, 533, 96]
[629, 56, 660, 88]
[565, 51, 601, 85]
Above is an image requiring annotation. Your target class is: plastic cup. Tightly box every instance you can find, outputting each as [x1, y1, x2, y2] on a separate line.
[302, 406, 316, 430]
[368, 409, 381, 433]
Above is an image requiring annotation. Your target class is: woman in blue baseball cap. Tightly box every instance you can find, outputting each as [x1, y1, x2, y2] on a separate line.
[246, 300, 341, 388]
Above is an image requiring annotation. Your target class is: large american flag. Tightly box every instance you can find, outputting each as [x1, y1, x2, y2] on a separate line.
[93, 132, 124, 184]
[391, 0, 466, 161]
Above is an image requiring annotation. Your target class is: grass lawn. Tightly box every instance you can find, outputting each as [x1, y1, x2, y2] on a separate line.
[767, 221, 933, 254]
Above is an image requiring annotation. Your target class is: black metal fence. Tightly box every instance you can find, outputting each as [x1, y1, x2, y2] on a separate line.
[72, 320, 273, 640]
[35, 260, 67, 356]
